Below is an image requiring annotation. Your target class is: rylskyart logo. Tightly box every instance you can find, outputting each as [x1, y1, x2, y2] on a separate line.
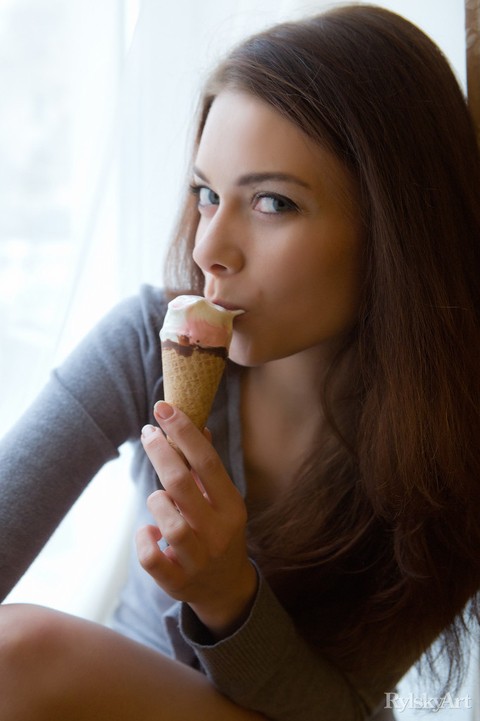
[384, 692, 473, 713]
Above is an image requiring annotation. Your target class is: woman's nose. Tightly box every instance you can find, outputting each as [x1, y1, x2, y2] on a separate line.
[192, 211, 245, 277]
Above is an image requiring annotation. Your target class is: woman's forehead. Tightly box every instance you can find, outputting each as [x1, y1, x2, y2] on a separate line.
[196, 90, 359, 208]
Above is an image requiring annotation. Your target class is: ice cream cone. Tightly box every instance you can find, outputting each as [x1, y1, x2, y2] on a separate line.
[161, 341, 227, 429]
[159, 295, 244, 431]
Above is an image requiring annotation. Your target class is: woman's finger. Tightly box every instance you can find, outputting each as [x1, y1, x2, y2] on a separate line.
[141, 424, 209, 526]
[153, 402, 239, 509]
[135, 524, 177, 585]
[203, 427, 213, 443]
[147, 491, 194, 560]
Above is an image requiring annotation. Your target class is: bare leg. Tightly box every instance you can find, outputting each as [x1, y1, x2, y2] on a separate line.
[0, 604, 267, 721]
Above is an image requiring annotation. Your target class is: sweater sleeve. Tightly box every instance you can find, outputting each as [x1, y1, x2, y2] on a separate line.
[179, 569, 381, 721]
[0, 285, 167, 601]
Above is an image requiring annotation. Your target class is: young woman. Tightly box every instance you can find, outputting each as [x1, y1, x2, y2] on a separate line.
[1, 5, 480, 720]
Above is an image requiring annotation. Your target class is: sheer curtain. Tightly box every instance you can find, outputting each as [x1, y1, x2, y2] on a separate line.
[1, 0, 142, 620]
[1, 0, 473, 716]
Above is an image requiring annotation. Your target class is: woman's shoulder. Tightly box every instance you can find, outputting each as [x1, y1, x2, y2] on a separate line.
[110, 284, 169, 332]
[92, 285, 170, 348]
[57, 285, 170, 379]
[138, 283, 170, 318]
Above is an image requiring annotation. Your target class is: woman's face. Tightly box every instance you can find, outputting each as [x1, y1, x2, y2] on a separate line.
[192, 90, 364, 367]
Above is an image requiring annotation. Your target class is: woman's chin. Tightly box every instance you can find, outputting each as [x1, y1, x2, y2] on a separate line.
[228, 338, 263, 368]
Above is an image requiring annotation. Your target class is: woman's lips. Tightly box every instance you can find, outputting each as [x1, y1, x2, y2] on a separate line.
[210, 298, 246, 314]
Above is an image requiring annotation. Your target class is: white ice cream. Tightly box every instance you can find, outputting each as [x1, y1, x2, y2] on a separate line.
[160, 295, 244, 348]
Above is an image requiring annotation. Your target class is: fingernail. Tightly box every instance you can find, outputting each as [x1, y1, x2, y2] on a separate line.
[141, 424, 157, 437]
[154, 401, 175, 420]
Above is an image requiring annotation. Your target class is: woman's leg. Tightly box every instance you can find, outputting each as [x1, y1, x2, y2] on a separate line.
[0, 604, 267, 721]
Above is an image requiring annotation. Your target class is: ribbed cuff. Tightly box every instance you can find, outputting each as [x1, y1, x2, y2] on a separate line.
[179, 567, 298, 700]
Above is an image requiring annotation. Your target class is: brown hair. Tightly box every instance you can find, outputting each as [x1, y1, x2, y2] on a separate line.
[165, 5, 480, 688]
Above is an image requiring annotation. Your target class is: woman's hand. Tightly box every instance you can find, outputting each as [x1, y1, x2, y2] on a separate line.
[135, 401, 258, 640]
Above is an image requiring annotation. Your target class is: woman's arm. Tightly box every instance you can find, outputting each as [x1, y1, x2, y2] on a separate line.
[0, 286, 167, 600]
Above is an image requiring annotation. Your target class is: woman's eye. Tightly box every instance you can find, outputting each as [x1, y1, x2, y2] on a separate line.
[190, 184, 220, 208]
[254, 193, 298, 214]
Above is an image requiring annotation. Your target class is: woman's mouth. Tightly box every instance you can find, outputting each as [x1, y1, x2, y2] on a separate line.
[209, 298, 246, 315]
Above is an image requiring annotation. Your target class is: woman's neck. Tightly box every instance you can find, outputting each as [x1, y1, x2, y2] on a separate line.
[240, 346, 336, 507]
[245, 336, 347, 417]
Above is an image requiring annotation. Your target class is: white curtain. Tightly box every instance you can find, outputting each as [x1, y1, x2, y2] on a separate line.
[1, 1, 473, 717]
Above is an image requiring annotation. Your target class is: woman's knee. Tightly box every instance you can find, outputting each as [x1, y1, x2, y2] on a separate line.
[1, 602, 63, 661]
[0, 603, 74, 718]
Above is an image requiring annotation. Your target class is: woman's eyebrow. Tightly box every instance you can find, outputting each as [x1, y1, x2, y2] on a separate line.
[236, 171, 311, 188]
[192, 166, 210, 182]
[192, 165, 311, 189]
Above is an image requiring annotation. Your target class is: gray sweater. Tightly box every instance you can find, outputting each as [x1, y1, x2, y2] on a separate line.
[0, 285, 398, 720]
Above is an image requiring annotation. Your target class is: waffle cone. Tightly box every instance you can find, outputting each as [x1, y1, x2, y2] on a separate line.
[161, 343, 227, 429]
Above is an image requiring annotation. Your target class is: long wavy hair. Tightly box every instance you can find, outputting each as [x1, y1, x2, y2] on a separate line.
[165, 5, 480, 689]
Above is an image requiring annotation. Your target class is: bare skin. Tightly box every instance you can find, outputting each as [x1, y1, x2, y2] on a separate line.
[238, 338, 354, 505]
[0, 604, 267, 721]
